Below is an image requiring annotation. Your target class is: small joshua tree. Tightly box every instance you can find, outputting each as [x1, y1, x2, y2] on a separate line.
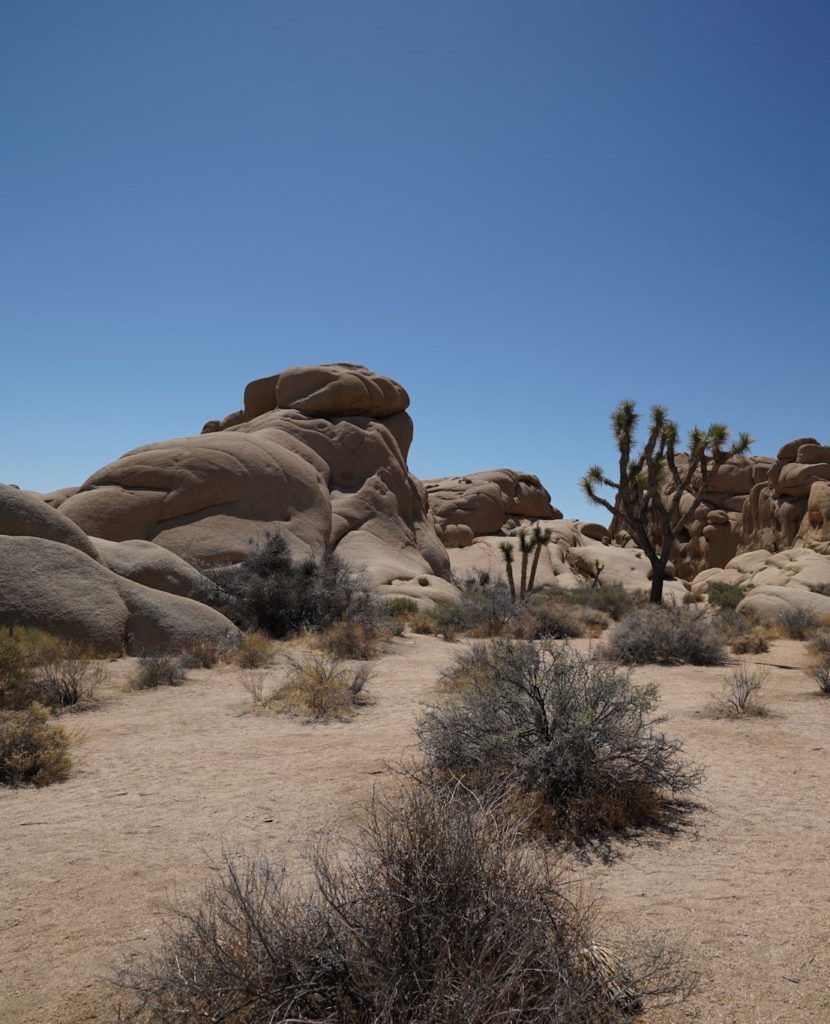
[527, 524, 553, 595]
[581, 401, 753, 605]
[499, 542, 516, 602]
[516, 528, 535, 601]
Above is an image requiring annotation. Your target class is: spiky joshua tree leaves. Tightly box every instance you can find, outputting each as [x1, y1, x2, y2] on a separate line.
[580, 401, 753, 605]
[499, 541, 516, 602]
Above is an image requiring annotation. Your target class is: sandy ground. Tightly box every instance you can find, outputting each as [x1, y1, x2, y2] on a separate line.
[1, 635, 829, 1023]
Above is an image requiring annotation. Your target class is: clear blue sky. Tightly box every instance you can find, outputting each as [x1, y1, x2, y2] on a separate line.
[2, 1, 829, 521]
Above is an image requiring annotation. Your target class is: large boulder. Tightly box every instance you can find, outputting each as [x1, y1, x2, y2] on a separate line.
[424, 469, 562, 545]
[0, 484, 100, 560]
[0, 535, 238, 654]
[59, 365, 451, 598]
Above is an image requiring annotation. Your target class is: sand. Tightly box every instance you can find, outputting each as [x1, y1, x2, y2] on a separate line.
[1, 635, 829, 1023]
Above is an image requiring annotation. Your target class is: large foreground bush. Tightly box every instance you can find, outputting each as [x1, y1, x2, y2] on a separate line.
[604, 606, 726, 665]
[419, 641, 701, 838]
[115, 782, 689, 1023]
[207, 533, 378, 639]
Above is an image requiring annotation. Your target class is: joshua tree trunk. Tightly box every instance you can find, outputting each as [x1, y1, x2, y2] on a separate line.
[519, 551, 529, 601]
[505, 561, 516, 602]
[527, 544, 543, 595]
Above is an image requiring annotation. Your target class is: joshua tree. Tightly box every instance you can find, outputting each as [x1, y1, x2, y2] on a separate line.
[527, 524, 553, 595]
[499, 541, 516, 602]
[580, 401, 753, 605]
[516, 528, 535, 600]
[588, 558, 605, 590]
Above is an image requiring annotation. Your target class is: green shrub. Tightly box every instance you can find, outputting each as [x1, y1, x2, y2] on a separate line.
[560, 581, 641, 621]
[604, 606, 726, 666]
[0, 703, 72, 787]
[707, 581, 747, 609]
[385, 597, 418, 617]
[418, 641, 701, 839]
[0, 629, 101, 711]
[778, 606, 820, 640]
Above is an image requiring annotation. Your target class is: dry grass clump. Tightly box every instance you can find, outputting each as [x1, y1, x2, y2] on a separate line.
[730, 629, 770, 655]
[419, 641, 701, 843]
[0, 703, 72, 787]
[604, 606, 726, 666]
[179, 638, 225, 669]
[0, 628, 102, 712]
[114, 780, 691, 1023]
[713, 666, 769, 718]
[777, 606, 820, 640]
[265, 652, 371, 721]
[316, 619, 379, 660]
[233, 631, 274, 668]
[130, 655, 186, 690]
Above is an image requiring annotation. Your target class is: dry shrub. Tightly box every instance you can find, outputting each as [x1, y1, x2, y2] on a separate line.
[130, 655, 186, 690]
[714, 665, 768, 717]
[810, 661, 830, 695]
[114, 781, 692, 1023]
[385, 597, 418, 618]
[438, 641, 494, 692]
[0, 628, 102, 711]
[604, 606, 726, 666]
[419, 641, 701, 842]
[179, 638, 224, 669]
[808, 634, 830, 695]
[234, 631, 274, 668]
[731, 630, 769, 655]
[0, 703, 72, 787]
[269, 652, 371, 720]
[317, 619, 379, 660]
[511, 600, 586, 641]
[411, 611, 437, 635]
[808, 630, 830, 661]
[777, 606, 820, 640]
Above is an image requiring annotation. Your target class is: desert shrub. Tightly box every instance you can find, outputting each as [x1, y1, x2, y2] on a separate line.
[706, 581, 747, 609]
[560, 581, 641, 621]
[809, 661, 830, 695]
[808, 630, 830, 661]
[0, 629, 101, 711]
[269, 652, 371, 720]
[418, 641, 701, 839]
[179, 638, 224, 669]
[714, 666, 768, 717]
[457, 579, 516, 637]
[0, 704, 72, 787]
[411, 612, 436, 635]
[778, 606, 820, 640]
[512, 600, 585, 640]
[234, 631, 274, 668]
[604, 606, 726, 666]
[130, 655, 186, 690]
[207, 533, 378, 639]
[385, 597, 418, 617]
[317, 619, 379, 660]
[114, 781, 690, 1023]
[731, 630, 769, 655]
[437, 641, 494, 692]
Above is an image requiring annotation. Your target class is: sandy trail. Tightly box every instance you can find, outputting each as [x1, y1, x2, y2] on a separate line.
[1, 635, 829, 1023]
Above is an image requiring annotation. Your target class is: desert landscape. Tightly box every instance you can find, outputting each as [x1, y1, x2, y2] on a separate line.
[2, 363, 830, 1023]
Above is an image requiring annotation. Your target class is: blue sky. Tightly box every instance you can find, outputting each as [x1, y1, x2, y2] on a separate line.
[2, 1, 829, 521]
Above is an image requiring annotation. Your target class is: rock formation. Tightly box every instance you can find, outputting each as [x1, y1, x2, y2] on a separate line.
[0, 485, 239, 653]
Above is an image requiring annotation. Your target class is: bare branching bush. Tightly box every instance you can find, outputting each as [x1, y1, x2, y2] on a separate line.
[317, 619, 379, 660]
[604, 606, 726, 665]
[239, 669, 268, 707]
[778, 606, 820, 640]
[130, 655, 186, 690]
[0, 629, 102, 711]
[809, 660, 830, 695]
[233, 631, 274, 668]
[714, 665, 768, 717]
[268, 652, 371, 720]
[0, 703, 72, 787]
[419, 641, 701, 840]
[807, 633, 830, 694]
[206, 533, 379, 638]
[114, 781, 692, 1023]
[809, 630, 830, 661]
[730, 630, 769, 655]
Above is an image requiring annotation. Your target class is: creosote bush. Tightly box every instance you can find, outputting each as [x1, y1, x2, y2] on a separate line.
[706, 581, 747, 610]
[418, 641, 701, 841]
[551, 581, 642, 622]
[604, 606, 726, 666]
[0, 628, 102, 712]
[714, 666, 768, 718]
[0, 703, 72, 787]
[130, 655, 186, 690]
[267, 652, 371, 720]
[114, 781, 691, 1023]
[317, 619, 380, 660]
[778, 606, 820, 640]
[206, 533, 378, 639]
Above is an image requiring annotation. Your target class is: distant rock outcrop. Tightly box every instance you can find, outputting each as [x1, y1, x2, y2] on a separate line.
[58, 364, 450, 600]
[424, 469, 562, 549]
